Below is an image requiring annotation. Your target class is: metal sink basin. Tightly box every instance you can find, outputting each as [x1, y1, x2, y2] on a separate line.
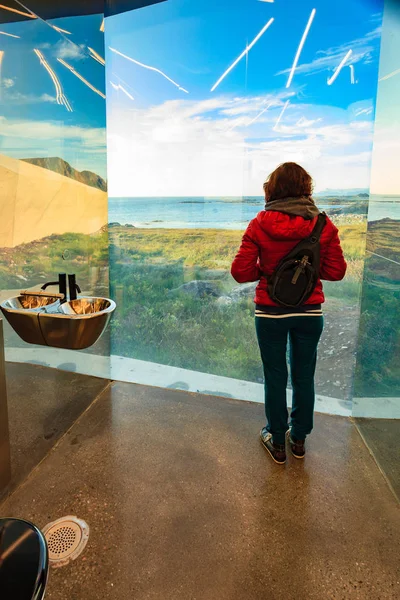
[0, 294, 116, 350]
[0, 293, 63, 345]
[4, 294, 62, 311]
[60, 297, 114, 316]
[40, 297, 116, 349]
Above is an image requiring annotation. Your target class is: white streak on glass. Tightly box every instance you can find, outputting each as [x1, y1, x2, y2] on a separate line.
[211, 18, 274, 92]
[109, 47, 189, 94]
[57, 57, 106, 99]
[327, 49, 353, 85]
[273, 99, 290, 130]
[286, 9, 316, 89]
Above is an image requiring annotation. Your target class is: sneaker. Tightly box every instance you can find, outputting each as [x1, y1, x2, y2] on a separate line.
[260, 428, 286, 464]
[286, 428, 305, 459]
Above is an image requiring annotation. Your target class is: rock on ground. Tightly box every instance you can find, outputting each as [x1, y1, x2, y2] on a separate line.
[229, 282, 257, 301]
[170, 280, 221, 298]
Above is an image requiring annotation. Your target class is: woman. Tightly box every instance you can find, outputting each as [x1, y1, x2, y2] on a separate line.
[231, 162, 347, 464]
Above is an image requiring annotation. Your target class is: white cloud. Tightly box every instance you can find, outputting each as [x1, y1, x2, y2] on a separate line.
[0, 116, 106, 147]
[54, 40, 86, 61]
[276, 26, 381, 78]
[219, 91, 293, 116]
[106, 94, 375, 196]
[275, 118, 373, 146]
[295, 117, 322, 128]
[370, 12, 383, 24]
[0, 117, 106, 178]
[3, 78, 15, 89]
[0, 92, 56, 105]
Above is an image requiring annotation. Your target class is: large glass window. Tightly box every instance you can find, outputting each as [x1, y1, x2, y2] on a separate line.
[0, 9, 109, 377]
[353, 0, 400, 413]
[106, 0, 383, 413]
[352, 0, 400, 498]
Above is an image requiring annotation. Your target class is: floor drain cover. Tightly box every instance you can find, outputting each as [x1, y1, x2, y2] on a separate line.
[42, 516, 89, 568]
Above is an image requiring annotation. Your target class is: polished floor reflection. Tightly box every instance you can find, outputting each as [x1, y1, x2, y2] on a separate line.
[355, 418, 400, 501]
[3, 362, 109, 499]
[1, 382, 399, 599]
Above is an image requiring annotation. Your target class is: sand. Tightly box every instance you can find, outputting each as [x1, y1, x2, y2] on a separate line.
[0, 154, 107, 248]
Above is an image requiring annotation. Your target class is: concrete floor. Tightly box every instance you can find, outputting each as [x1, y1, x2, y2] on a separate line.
[1, 382, 399, 600]
[3, 362, 109, 499]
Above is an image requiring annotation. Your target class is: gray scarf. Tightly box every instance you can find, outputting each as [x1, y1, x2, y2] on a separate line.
[264, 196, 319, 220]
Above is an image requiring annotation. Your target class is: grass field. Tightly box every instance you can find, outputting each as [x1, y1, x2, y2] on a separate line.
[107, 220, 367, 386]
[110, 221, 366, 267]
[1, 217, 398, 396]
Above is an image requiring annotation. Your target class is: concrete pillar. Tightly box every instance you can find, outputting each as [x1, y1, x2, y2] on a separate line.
[0, 318, 11, 493]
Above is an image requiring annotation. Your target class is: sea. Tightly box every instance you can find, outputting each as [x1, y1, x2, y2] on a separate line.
[109, 196, 400, 230]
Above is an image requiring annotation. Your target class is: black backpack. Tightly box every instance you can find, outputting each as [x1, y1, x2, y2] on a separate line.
[267, 212, 327, 307]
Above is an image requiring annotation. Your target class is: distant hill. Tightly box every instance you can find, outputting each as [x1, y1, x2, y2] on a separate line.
[22, 157, 107, 191]
[316, 188, 369, 198]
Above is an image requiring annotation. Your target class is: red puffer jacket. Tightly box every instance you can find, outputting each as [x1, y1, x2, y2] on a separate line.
[231, 210, 347, 306]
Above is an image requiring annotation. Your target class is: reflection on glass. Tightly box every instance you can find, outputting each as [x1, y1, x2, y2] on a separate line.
[10, 293, 62, 310]
[210, 17, 274, 92]
[351, 0, 400, 499]
[60, 297, 114, 315]
[0, 8, 109, 364]
[353, 0, 400, 409]
[106, 0, 383, 410]
[33, 48, 72, 111]
[57, 58, 106, 99]
[285, 8, 316, 89]
[108, 46, 189, 94]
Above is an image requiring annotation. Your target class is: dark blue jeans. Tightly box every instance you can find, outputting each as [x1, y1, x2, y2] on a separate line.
[256, 316, 324, 444]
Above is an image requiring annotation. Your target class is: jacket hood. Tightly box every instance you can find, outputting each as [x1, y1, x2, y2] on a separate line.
[256, 196, 321, 240]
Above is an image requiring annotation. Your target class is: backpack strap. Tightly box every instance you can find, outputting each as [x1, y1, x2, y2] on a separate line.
[309, 212, 326, 244]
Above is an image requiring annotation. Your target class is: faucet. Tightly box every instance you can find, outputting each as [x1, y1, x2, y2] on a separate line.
[41, 273, 81, 301]
[41, 274, 67, 299]
[68, 274, 81, 301]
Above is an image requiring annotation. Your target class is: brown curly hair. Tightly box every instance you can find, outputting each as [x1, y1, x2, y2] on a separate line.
[263, 162, 313, 202]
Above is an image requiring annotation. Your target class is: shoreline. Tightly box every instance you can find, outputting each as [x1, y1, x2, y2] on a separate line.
[107, 212, 369, 231]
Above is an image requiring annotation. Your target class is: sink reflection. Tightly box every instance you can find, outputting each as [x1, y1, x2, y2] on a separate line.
[60, 297, 114, 316]
[5, 293, 62, 311]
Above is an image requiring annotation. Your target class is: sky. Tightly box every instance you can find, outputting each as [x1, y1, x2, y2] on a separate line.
[369, 0, 400, 196]
[0, 0, 396, 196]
[0, 12, 107, 177]
[105, 0, 386, 196]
